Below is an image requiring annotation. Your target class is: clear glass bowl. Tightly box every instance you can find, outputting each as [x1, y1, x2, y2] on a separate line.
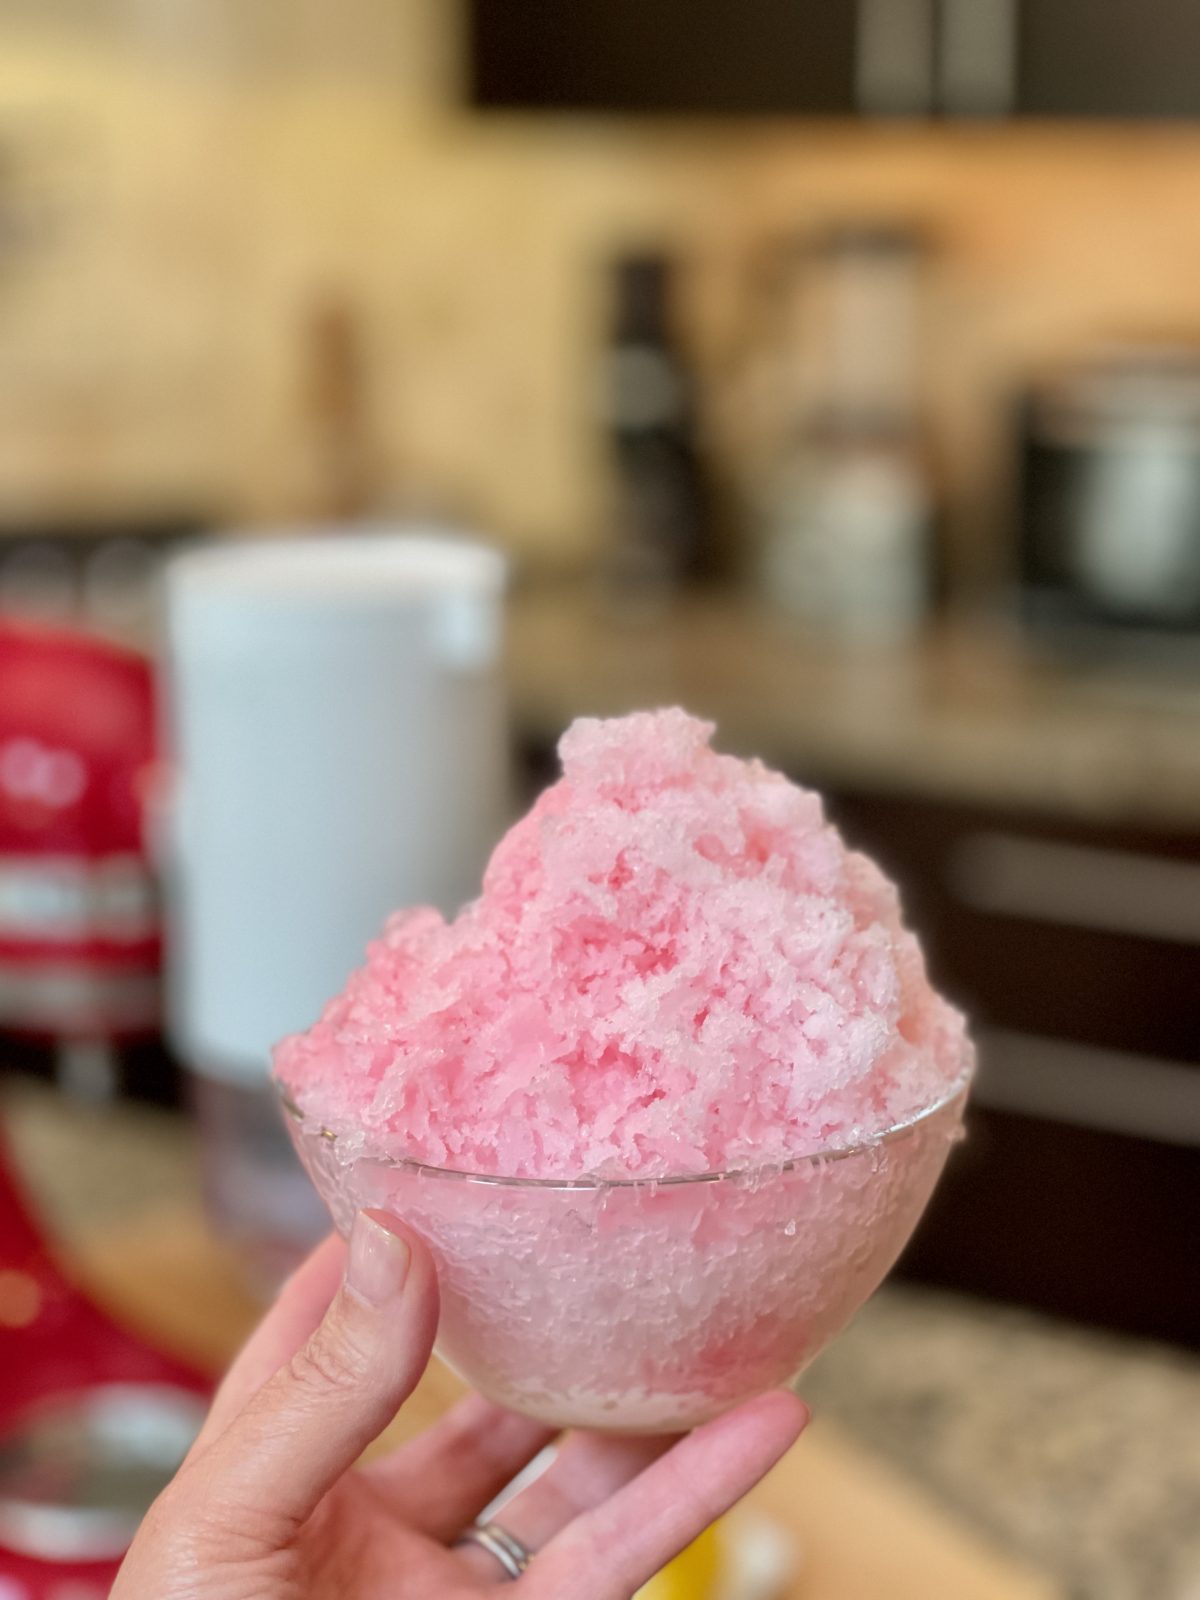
[280, 1077, 969, 1433]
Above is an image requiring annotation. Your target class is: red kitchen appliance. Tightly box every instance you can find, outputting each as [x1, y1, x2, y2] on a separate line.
[0, 623, 162, 1076]
[0, 1130, 208, 1596]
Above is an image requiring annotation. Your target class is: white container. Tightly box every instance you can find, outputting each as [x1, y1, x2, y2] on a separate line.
[160, 530, 508, 1278]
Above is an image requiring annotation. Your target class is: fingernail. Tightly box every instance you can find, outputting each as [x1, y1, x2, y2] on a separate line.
[346, 1210, 411, 1308]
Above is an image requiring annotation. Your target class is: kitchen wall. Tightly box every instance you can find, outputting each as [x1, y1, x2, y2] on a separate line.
[6, 0, 1200, 580]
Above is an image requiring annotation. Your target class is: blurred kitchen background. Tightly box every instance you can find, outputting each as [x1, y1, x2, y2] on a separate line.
[2, 2, 1200, 1598]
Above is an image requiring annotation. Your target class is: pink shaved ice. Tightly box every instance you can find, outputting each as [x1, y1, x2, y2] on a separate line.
[274, 709, 971, 1179]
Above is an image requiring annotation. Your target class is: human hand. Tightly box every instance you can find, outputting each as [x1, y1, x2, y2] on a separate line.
[114, 1211, 807, 1599]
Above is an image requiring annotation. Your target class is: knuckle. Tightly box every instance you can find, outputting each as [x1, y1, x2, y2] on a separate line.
[196, 1492, 300, 1553]
[284, 1318, 371, 1401]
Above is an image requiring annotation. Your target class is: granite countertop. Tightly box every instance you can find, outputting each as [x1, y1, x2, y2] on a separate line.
[507, 588, 1200, 830]
[6, 1079, 1199, 1600]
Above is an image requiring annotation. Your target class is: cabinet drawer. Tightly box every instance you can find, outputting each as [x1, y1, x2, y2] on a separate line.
[903, 1106, 1200, 1344]
[931, 914, 1199, 1064]
[828, 794, 1200, 1065]
[799, 788, 1200, 1341]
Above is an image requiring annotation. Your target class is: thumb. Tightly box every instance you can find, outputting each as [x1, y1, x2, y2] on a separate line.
[188, 1210, 438, 1535]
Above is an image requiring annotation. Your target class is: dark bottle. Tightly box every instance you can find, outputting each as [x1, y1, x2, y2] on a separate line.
[293, 291, 377, 522]
[600, 253, 714, 598]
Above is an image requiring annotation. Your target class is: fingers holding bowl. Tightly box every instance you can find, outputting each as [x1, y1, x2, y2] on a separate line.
[363, 1392, 557, 1541]
[451, 1429, 672, 1587]
[525, 1392, 807, 1599]
[194, 1232, 347, 1449]
[187, 1211, 439, 1536]
[453, 1391, 807, 1594]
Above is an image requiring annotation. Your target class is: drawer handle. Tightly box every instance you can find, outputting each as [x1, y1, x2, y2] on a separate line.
[974, 1029, 1200, 1149]
[938, 0, 1017, 115]
[856, 0, 934, 113]
[946, 831, 1200, 946]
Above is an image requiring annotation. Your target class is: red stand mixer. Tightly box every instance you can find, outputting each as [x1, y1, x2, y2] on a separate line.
[0, 622, 209, 1595]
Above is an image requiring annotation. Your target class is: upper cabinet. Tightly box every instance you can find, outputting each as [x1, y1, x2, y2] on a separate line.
[1018, 0, 1200, 118]
[469, 1, 859, 117]
[468, 0, 1200, 120]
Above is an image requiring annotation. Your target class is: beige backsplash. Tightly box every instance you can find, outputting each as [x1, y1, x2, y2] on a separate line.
[5, 0, 1200, 579]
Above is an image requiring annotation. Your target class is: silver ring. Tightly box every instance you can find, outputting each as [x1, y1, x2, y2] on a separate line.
[454, 1520, 533, 1581]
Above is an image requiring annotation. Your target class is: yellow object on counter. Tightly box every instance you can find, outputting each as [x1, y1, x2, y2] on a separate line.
[637, 1523, 723, 1599]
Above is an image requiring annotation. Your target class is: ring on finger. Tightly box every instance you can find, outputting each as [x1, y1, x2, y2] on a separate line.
[454, 1520, 534, 1581]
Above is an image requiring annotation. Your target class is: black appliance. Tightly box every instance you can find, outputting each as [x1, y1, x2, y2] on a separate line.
[1016, 348, 1200, 645]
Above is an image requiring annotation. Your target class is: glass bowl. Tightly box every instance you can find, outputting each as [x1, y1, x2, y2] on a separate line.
[280, 1076, 969, 1433]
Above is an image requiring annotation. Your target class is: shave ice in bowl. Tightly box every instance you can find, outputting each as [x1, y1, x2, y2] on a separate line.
[275, 709, 973, 1431]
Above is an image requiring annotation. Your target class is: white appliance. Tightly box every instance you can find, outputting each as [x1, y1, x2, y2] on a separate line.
[160, 531, 509, 1279]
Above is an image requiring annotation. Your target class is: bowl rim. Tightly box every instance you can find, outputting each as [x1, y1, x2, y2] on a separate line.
[277, 1058, 973, 1193]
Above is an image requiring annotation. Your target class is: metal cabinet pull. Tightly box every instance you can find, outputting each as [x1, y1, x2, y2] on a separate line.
[974, 1028, 1200, 1149]
[946, 831, 1200, 946]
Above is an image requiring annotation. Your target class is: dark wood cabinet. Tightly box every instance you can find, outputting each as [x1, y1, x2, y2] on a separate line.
[469, 0, 858, 116]
[470, 0, 1200, 121]
[1016, 0, 1200, 117]
[827, 790, 1200, 1345]
[899, 1104, 1198, 1340]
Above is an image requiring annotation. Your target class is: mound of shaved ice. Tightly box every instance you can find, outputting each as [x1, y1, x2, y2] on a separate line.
[274, 709, 970, 1179]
